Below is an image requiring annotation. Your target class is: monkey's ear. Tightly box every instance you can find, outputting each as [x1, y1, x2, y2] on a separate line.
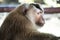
[17, 3, 34, 15]
[22, 4, 34, 15]
[21, 3, 34, 15]
[18, 4, 30, 15]
[15, 4, 29, 15]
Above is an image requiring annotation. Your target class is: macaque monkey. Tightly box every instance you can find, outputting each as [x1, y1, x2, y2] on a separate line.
[0, 3, 60, 40]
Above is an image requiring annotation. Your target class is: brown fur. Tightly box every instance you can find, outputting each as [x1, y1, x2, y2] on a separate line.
[0, 3, 60, 40]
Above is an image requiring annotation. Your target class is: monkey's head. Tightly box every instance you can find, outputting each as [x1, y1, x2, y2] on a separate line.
[15, 3, 45, 27]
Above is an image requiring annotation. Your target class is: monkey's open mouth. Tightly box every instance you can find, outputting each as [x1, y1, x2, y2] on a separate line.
[36, 22, 44, 26]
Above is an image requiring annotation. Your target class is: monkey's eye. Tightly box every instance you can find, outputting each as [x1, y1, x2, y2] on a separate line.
[37, 11, 42, 15]
[40, 11, 42, 13]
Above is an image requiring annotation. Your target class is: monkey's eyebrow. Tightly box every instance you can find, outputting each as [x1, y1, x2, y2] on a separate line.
[30, 4, 42, 11]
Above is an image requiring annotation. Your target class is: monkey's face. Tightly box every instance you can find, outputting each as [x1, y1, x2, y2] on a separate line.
[35, 8, 45, 26]
[26, 5, 45, 27]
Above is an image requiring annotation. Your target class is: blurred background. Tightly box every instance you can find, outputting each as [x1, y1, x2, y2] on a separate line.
[0, 0, 60, 37]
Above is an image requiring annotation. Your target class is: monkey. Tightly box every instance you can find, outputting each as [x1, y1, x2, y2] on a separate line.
[0, 3, 60, 40]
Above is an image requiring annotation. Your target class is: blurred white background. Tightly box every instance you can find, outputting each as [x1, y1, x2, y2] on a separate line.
[38, 13, 60, 37]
